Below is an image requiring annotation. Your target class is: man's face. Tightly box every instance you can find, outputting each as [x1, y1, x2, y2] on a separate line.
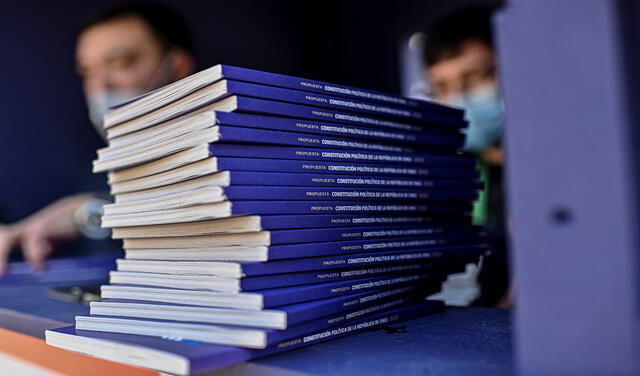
[76, 16, 164, 97]
[426, 39, 496, 103]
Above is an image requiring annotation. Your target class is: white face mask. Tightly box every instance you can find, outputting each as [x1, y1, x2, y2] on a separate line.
[86, 55, 176, 140]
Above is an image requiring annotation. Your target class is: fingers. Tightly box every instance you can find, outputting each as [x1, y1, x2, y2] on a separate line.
[0, 226, 19, 275]
[22, 234, 53, 272]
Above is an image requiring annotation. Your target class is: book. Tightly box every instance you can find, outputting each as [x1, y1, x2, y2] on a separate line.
[100, 201, 473, 228]
[106, 94, 465, 140]
[118, 225, 478, 249]
[121, 233, 481, 262]
[46, 300, 445, 375]
[105, 263, 459, 297]
[108, 157, 479, 195]
[76, 291, 427, 348]
[114, 244, 485, 278]
[100, 113, 464, 164]
[104, 64, 462, 128]
[50, 64, 483, 373]
[95, 122, 465, 172]
[110, 214, 471, 239]
[113, 171, 482, 204]
[90, 283, 439, 330]
[102, 111, 464, 159]
[103, 186, 477, 216]
[107, 144, 475, 184]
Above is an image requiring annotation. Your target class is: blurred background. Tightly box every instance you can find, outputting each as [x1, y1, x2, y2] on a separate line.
[0, 0, 501, 223]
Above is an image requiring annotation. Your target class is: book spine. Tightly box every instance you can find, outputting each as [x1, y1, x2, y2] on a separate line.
[217, 124, 462, 153]
[258, 214, 471, 230]
[220, 65, 463, 116]
[267, 224, 474, 244]
[257, 270, 442, 306]
[216, 157, 479, 179]
[260, 301, 445, 357]
[266, 233, 482, 259]
[283, 284, 441, 327]
[241, 244, 485, 277]
[267, 295, 423, 345]
[230, 200, 472, 216]
[228, 171, 483, 190]
[215, 111, 463, 147]
[233, 96, 465, 133]
[222, 186, 478, 202]
[208, 143, 476, 167]
[225, 80, 465, 127]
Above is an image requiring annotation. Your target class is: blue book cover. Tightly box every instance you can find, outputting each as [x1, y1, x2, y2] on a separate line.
[227, 244, 484, 278]
[90, 283, 441, 330]
[278, 284, 441, 327]
[208, 143, 475, 167]
[257, 213, 471, 230]
[215, 111, 461, 147]
[116, 244, 486, 278]
[267, 224, 479, 244]
[79, 292, 429, 348]
[123, 224, 479, 247]
[102, 268, 450, 313]
[108, 64, 461, 117]
[256, 268, 449, 304]
[262, 232, 482, 260]
[220, 80, 464, 127]
[108, 268, 446, 306]
[47, 300, 444, 375]
[228, 95, 465, 132]
[219, 185, 478, 202]
[215, 124, 463, 153]
[217, 65, 462, 116]
[101, 201, 474, 228]
[123, 233, 483, 260]
[214, 157, 479, 179]
[228, 200, 473, 216]
[225, 171, 483, 190]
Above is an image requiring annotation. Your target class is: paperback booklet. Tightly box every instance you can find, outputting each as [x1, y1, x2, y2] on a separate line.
[105, 64, 463, 127]
[110, 213, 471, 239]
[100, 201, 473, 228]
[47, 300, 445, 375]
[114, 244, 485, 280]
[76, 291, 427, 348]
[89, 283, 441, 330]
[103, 264, 463, 302]
[107, 157, 479, 194]
[112, 172, 482, 204]
[107, 144, 476, 184]
[95, 120, 467, 172]
[103, 186, 477, 216]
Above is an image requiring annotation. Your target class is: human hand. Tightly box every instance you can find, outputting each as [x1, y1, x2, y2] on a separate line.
[0, 193, 93, 273]
[0, 224, 20, 274]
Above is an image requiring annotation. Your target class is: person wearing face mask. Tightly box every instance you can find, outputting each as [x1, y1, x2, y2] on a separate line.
[0, 2, 195, 273]
[421, 6, 511, 308]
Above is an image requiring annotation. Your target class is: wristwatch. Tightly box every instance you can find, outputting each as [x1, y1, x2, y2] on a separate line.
[73, 197, 111, 240]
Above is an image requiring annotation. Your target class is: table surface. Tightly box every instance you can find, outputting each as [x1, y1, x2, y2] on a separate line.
[0, 258, 514, 376]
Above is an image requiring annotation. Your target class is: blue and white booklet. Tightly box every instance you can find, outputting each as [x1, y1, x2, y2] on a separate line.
[47, 300, 444, 375]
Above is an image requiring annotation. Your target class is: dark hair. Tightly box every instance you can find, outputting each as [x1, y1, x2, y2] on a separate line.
[421, 7, 494, 66]
[78, 2, 193, 53]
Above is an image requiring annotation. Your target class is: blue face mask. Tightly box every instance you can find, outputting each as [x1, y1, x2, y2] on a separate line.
[449, 85, 504, 153]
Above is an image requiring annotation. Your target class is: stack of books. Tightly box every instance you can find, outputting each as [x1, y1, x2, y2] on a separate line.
[46, 65, 487, 374]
